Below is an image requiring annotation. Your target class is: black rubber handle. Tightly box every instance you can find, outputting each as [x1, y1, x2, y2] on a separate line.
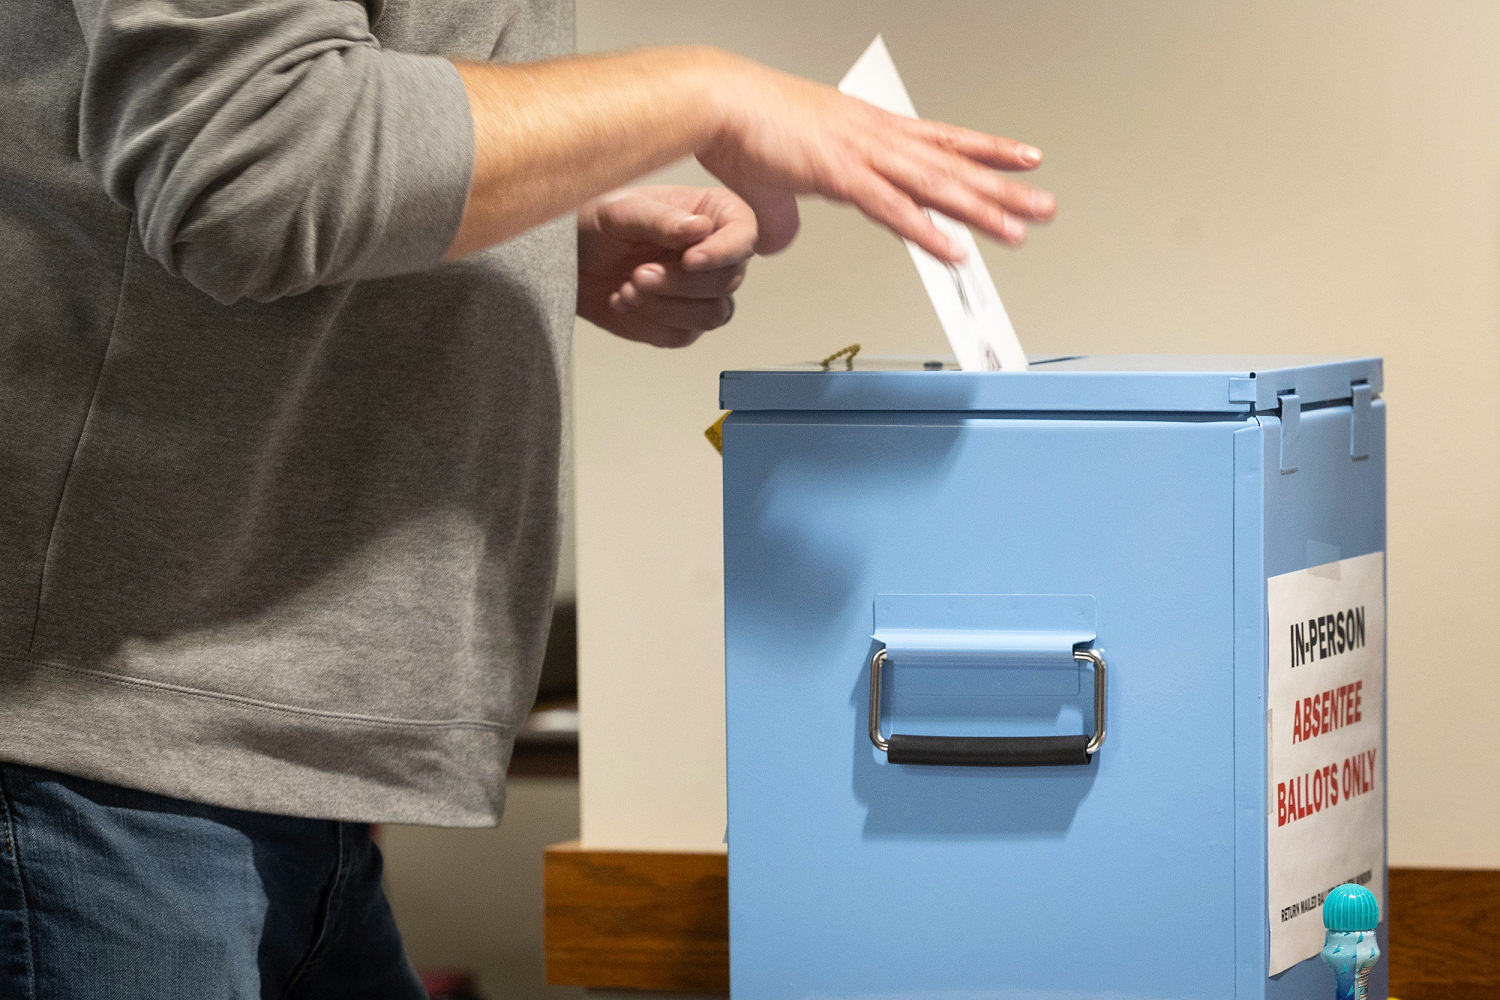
[886, 733, 1092, 767]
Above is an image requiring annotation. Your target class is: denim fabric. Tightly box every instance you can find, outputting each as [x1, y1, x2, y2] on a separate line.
[0, 763, 427, 1000]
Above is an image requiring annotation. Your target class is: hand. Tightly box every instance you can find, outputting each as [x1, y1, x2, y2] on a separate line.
[577, 185, 755, 348]
[697, 53, 1056, 262]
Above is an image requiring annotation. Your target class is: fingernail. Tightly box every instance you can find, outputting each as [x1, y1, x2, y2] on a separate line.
[1018, 145, 1042, 165]
[608, 292, 627, 312]
[620, 282, 642, 305]
[677, 214, 707, 234]
[683, 250, 708, 269]
[1031, 190, 1056, 216]
[635, 264, 666, 288]
[947, 237, 968, 262]
[1003, 216, 1026, 244]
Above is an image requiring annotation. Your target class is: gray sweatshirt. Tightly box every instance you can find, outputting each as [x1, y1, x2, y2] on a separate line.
[0, 0, 576, 825]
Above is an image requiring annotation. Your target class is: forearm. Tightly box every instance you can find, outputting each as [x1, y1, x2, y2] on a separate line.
[445, 46, 732, 259]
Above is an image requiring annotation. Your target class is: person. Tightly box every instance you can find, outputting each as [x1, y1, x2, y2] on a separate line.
[0, 1, 1054, 996]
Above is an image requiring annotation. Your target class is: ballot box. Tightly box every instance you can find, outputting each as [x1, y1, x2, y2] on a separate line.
[720, 356, 1387, 1000]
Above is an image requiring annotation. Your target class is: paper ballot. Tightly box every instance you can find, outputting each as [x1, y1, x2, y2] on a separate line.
[838, 36, 1028, 371]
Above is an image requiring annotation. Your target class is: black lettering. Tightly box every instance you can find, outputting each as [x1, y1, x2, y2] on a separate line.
[1290, 605, 1372, 666]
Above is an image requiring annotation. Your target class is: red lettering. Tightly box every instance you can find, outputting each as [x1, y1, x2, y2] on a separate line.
[1339, 748, 1378, 801]
[1280, 754, 1376, 826]
[1292, 681, 1369, 746]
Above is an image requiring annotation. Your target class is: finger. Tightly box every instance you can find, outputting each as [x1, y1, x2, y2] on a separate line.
[601, 302, 704, 349]
[631, 260, 747, 299]
[870, 147, 1043, 246]
[845, 169, 964, 262]
[875, 136, 1055, 218]
[900, 117, 1044, 172]
[679, 192, 759, 271]
[957, 163, 1056, 221]
[595, 193, 716, 250]
[613, 287, 735, 332]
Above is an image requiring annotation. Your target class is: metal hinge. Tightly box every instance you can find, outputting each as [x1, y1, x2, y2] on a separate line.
[1350, 381, 1372, 460]
[1278, 390, 1301, 474]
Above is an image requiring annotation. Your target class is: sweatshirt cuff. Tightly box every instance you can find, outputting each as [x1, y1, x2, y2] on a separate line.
[360, 52, 476, 277]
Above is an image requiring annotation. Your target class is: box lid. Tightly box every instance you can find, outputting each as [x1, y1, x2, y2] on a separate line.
[719, 355, 1382, 414]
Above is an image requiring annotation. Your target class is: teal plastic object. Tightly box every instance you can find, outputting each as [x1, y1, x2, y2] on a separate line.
[1324, 883, 1380, 932]
[1322, 884, 1381, 999]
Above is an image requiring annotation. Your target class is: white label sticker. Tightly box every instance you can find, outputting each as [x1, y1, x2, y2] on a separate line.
[1266, 551, 1385, 975]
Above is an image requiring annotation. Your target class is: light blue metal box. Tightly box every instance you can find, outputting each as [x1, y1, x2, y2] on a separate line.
[721, 356, 1386, 1000]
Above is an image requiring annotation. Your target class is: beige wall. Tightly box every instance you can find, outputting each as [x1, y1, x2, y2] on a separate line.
[574, 3, 1500, 865]
[385, 778, 585, 1000]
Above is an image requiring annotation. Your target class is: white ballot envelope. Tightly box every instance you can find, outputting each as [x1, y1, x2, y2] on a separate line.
[838, 36, 1028, 371]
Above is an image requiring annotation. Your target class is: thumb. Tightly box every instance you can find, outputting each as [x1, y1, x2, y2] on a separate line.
[594, 193, 715, 249]
[733, 183, 801, 254]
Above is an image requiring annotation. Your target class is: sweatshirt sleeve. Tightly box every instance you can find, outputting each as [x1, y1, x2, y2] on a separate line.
[71, 0, 476, 305]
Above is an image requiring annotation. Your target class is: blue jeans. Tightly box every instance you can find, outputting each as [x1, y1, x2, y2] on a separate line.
[0, 762, 427, 1000]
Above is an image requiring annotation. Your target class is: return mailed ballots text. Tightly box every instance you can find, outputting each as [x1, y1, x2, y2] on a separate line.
[1266, 551, 1385, 975]
[837, 36, 1028, 372]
